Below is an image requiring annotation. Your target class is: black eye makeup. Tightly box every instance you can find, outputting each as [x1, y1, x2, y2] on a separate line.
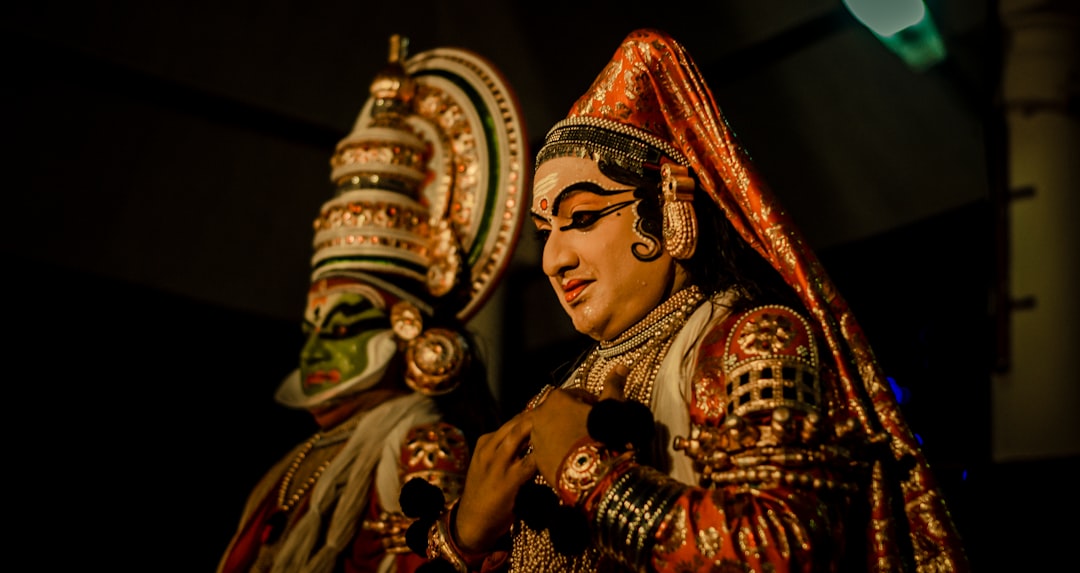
[558, 199, 637, 232]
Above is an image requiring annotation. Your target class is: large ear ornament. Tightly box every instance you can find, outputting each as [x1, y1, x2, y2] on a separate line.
[661, 163, 698, 260]
[405, 328, 469, 396]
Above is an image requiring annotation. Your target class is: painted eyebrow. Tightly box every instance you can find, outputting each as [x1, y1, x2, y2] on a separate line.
[550, 182, 635, 215]
[316, 299, 378, 326]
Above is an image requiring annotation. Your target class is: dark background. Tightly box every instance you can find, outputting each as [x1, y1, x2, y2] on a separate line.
[4, 1, 1076, 570]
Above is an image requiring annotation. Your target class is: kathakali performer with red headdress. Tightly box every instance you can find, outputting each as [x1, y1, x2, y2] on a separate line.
[412, 28, 970, 573]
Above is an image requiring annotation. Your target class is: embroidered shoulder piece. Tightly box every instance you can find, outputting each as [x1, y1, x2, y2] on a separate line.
[401, 422, 469, 501]
[722, 305, 820, 419]
[677, 305, 862, 491]
[364, 422, 470, 556]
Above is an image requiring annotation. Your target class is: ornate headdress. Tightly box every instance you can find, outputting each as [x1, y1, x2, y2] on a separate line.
[536, 29, 967, 571]
[276, 35, 528, 407]
[316, 35, 527, 321]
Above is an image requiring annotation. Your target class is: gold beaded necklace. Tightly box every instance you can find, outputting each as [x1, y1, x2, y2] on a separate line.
[275, 416, 365, 513]
[507, 286, 706, 572]
[569, 285, 705, 404]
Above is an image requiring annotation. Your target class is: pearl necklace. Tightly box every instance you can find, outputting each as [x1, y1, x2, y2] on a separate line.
[571, 285, 705, 404]
[275, 416, 364, 512]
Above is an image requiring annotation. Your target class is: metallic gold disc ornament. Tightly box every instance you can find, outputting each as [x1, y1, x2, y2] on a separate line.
[404, 328, 470, 396]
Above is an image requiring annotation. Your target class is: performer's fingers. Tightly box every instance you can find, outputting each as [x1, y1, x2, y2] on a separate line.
[473, 413, 531, 464]
[512, 445, 538, 479]
[599, 362, 630, 401]
[488, 413, 533, 462]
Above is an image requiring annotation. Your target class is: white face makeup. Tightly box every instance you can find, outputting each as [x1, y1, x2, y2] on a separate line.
[531, 156, 684, 341]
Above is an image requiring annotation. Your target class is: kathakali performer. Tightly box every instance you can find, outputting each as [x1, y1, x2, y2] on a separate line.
[412, 28, 970, 573]
[218, 35, 528, 573]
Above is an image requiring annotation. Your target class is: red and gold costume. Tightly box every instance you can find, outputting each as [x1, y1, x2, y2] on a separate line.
[430, 28, 969, 573]
[220, 417, 469, 573]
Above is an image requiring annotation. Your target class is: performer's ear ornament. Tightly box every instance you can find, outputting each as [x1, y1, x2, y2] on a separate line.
[660, 163, 698, 260]
[405, 328, 469, 396]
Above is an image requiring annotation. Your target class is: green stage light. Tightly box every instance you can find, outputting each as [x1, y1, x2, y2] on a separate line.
[843, 0, 947, 72]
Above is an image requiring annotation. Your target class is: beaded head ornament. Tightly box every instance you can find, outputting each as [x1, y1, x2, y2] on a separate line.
[276, 35, 528, 407]
[535, 28, 967, 571]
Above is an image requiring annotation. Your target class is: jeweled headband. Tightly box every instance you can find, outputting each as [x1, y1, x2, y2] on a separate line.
[536, 116, 689, 178]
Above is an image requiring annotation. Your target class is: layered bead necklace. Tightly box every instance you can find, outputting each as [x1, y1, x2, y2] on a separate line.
[509, 285, 706, 573]
[568, 284, 705, 404]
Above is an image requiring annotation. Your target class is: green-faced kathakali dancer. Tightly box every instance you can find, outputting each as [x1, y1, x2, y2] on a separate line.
[218, 35, 529, 573]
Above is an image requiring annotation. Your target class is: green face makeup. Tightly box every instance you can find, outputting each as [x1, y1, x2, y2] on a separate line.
[299, 289, 392, 397]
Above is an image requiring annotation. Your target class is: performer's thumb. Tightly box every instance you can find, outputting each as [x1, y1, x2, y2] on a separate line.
[599, 363, 630, 401]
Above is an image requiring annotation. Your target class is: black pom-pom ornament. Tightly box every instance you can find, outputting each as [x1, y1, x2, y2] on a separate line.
[514, 480, 560, 531]
[400, 477, 446, 520]
[587, 398, 655, 449]
[548, 505, 591, 555]
[405, 517, 435, 556]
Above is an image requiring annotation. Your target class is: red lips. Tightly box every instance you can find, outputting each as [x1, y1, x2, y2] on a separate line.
[303, 370, 341, 388]
[562, 279, 589, 303]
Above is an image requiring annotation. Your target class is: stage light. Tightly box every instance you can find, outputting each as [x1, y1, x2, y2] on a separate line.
[842, 0, 947, 72]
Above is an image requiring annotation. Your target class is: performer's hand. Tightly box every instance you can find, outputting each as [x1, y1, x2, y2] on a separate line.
[529, 364, 629, 486]
[454, 412, 537, 554]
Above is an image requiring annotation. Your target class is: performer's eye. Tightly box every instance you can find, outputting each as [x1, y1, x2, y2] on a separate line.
[563, 210, 601, 230]
[321, 317, 387, 340]
[534, 228, 551, 244]
[559, 199, 636, 232]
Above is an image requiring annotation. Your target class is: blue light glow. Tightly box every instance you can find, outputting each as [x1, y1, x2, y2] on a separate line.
[887, 376, 910, 404]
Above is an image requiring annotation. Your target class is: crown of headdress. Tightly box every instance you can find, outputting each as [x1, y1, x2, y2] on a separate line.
[312, 35, 528, 322]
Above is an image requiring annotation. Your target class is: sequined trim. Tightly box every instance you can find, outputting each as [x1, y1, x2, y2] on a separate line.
[536, 116, 689, 177]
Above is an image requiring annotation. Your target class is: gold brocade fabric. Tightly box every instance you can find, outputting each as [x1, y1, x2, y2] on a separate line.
[556, 29, 969, 572]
